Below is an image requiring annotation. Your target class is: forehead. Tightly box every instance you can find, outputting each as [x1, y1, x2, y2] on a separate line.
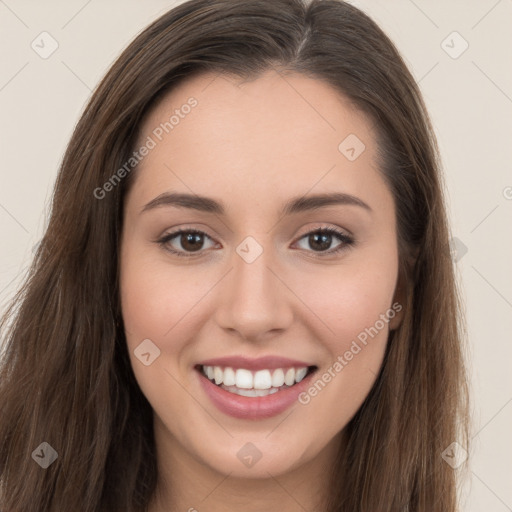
[128, 69, 389, 216]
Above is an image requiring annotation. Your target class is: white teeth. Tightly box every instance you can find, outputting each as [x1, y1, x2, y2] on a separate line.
[201, 365, 312, 391]
[221, 385, 281, 397]
[214, 366, 223, 385]
[295, 367, 308, 383]
[223, 367, 236, 386]
[271, 368, 285, 387]
[235, 369, 253, 389]
[253, 370, 272, 390]
[284, 368, 295, 386]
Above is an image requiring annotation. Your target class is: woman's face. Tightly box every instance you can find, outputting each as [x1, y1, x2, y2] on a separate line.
[120, 69, 403, 480]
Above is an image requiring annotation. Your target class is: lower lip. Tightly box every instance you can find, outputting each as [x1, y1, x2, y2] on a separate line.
[196, 368, 316, 420]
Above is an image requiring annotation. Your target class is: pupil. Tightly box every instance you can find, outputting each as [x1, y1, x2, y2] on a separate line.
[310, 232, 331, 251]
[182, 233, 203, 252]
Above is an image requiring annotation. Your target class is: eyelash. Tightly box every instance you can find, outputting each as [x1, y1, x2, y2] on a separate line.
[156, 226, 355, 258]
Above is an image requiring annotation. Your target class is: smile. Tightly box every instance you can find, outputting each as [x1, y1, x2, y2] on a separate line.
[195, 356, 318, 419]
[200, 365, 314, 397]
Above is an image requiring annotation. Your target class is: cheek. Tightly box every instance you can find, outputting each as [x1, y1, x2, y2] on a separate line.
[298, 249, 398, 349]
[292, 250, 398, 421]
[119, 247, 203, 430]
[120, 245, 207, 349]
[280, 268, 397, 464]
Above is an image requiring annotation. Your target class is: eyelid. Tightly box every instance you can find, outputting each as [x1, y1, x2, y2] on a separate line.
[291, 225, 354, 253]
[156, 226, 218, 258]
[293, 222, 354, 240]
[156, 223, 355, 258]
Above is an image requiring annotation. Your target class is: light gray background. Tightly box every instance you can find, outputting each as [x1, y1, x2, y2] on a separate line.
[1, 1, 511, 510]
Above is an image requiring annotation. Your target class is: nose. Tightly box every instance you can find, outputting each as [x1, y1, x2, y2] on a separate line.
[213, 243, 294, 343]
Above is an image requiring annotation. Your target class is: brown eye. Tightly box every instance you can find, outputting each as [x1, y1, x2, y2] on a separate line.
[294, 228, 354, 254]
[157, 229, 217, 257]
[179, 232, 205, 252]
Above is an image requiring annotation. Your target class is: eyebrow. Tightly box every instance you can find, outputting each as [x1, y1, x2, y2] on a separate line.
[141, 191, 372, 216]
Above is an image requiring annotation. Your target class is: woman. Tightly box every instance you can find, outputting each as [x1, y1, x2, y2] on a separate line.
[0, 0, 469, 510]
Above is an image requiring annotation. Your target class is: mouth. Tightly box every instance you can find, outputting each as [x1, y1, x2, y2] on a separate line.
[194, 358, 318, 419]
[196, 364, 317, 397]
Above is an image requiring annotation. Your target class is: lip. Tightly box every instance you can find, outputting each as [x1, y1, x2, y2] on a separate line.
[196, 364, 317, 420]
[196, 355, 313, 371]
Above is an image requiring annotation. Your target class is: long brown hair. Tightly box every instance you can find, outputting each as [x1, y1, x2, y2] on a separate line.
[0, 0, 470, 510]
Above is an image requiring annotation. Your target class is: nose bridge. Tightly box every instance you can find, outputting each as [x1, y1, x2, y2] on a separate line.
[214, 238, 292, 339]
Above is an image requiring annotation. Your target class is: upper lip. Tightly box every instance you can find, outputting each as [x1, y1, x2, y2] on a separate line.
[196, 356, 315, 371]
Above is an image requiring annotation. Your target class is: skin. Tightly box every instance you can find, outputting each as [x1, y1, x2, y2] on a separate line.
[120, 69, 405, 512]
